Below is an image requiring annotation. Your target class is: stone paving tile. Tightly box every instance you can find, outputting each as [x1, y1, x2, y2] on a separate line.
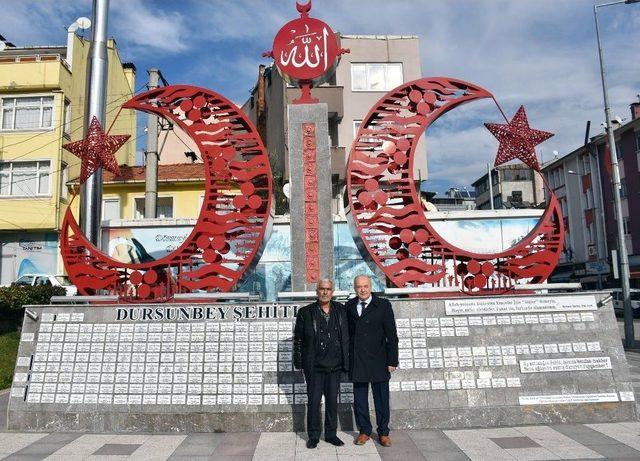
[552, 424, 640, 460]
[0, 391, 9, 431]
[586, 422, 640, 452]
[45, 434, 114, 458]
[169, 433, 223, 459]
[461, 449, 515, 461]
[491, 437, 540, 449]
[252, 432, 297, 461]
[6, 433, 81, 458]
[407, 429, 470, 461]
[0, 432, 49, 458]
[337, 455, 382, 461]
[504, 447, 559, 461]
[210, 432, 260, 460]
[373, 430, 424, 460]
[513, 426, 604, 459]
[127, 435, 186, 461]
[92, 444, 141, 456]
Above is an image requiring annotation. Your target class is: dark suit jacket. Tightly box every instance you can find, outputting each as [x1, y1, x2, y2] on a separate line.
[293, 300, 349, 372]
[346, 294, 399, 382]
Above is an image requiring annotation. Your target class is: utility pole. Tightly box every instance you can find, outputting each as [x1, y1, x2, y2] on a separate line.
[487, 163, 494, 210]
[594, 0, 637, 348]
[144, 69, 160, 218]
[80, 0, 109, 245]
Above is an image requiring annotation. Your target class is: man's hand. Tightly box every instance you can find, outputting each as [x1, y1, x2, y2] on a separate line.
[388, 366, 397, 372]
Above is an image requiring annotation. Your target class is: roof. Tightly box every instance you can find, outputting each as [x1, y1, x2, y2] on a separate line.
[541, 116, 640, 172]
[70, 163, 206, 185]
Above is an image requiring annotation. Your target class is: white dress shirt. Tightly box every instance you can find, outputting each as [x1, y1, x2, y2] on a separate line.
[357, 296, 372, 317]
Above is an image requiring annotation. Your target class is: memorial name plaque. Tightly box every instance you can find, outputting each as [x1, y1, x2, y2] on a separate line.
[7, 292, 636, 432]
[520, 357, 612, 373]
[445, 295, 597, 316]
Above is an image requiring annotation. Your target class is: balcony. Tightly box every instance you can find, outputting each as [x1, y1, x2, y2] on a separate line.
[286, 85, 344, 120]
[0, 54, 71, 91]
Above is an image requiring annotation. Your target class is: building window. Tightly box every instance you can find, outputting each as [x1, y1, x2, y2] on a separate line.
[351, 63, 403, 92]
[134, 196, 173, 219]
[102, 198, 120, 220]
[502, 169, 531, 181]
[636, 131, 640, 151]
[510, 190, 523, 203]
[60, 163, 68, 200]
[581, 154, 590, 175]
[623, 216, 630, 235]
[63, 100, 71, 137]
[620, 179, 627, 198]
[353, 120, 361, 137]
[1, 96, 54, 130]
[615, 143, 622, 160]
[0, 160, 51, 196]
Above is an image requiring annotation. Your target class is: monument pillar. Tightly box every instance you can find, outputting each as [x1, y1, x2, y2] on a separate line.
[288, 103, 334, 291]
[264, 1, 347, 291]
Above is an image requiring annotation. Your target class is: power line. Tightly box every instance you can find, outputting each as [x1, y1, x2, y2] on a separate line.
[0, 81, 149, 155]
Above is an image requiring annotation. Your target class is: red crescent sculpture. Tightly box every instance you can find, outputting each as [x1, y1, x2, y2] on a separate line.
[346, 77, 564, 294]
[60, 85, 273, 302]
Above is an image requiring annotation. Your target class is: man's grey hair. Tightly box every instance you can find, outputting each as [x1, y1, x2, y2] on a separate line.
[353, 274, 371, 284]
[316, 278, 334, 289]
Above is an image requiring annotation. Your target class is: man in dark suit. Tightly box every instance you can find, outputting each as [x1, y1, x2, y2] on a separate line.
[346, 275, 398, 447]
[293, 279, 349, 449]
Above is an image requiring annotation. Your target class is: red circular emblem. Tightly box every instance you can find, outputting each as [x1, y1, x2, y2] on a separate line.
[272, 16, 340, 84]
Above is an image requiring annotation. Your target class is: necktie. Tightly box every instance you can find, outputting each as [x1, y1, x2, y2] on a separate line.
[359, 301, 366, 317]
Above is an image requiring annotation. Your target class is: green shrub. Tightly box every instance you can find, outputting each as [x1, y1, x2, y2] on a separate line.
[0, 330, 20, 389]
[0, 285, 66, 325]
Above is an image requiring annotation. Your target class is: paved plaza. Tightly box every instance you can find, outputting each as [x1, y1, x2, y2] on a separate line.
[0, 346, 640, 461]
[0, 349, 638, 461]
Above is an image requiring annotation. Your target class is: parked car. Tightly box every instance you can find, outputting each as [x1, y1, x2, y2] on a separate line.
[12, 274, 78, 296]
[612, 288, 640, 318]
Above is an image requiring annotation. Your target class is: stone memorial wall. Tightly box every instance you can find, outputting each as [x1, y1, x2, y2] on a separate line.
[8, 292, 636, 432]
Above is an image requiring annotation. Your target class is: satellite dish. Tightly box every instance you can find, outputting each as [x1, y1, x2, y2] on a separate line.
[76, 17, 91, 29]
[283, 182, 291, 200]
[553, 150, 559, 158]
[0, 42, 6, 52]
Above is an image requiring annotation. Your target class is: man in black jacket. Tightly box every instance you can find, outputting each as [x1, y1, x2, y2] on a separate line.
[346, 275, 399, 447]
[293, 279, 349, 449]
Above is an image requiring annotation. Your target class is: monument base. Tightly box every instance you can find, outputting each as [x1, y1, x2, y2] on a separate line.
[7, 292, 636, 432]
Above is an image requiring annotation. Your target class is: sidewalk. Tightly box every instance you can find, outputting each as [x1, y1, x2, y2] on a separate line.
[1, 350, 639, 461]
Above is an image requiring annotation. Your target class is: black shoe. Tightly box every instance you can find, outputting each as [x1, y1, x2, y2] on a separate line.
[325, 436, 344, 446]
[307, 438, 319, 449]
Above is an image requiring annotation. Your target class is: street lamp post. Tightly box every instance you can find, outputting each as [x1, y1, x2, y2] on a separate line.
[594, 0, 639, 348]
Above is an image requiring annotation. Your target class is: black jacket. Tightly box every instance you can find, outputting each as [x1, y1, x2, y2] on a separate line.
[293, 300, 349, 372]
[346, 294, 399, 382]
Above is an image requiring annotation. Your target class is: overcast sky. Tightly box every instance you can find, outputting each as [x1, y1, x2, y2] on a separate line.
[1, 0, 639, 193]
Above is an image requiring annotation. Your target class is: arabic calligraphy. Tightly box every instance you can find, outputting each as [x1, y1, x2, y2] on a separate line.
[279, 26, 329, 70]
[272, 16, 339, 83]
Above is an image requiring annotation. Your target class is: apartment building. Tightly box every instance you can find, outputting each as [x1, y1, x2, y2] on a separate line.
[242, 34, 426, 214]
[542, 102, 640, 288]
[472, 163, 545, 210]
[0, 31, 137, 284]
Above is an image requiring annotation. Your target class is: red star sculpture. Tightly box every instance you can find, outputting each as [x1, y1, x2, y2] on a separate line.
[484, 106, 553, 171]
[63, 116, 130, 184]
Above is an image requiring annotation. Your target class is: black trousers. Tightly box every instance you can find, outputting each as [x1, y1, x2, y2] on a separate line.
[353, 381, 390, 436]
[304, 370, 341, 440]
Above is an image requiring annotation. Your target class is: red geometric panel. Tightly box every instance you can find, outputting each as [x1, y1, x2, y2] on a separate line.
[346, 77, 564, 295]
[60, 85, 273, 303]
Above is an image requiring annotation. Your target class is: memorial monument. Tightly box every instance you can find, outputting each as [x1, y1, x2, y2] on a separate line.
[7, 0, 637, 432]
